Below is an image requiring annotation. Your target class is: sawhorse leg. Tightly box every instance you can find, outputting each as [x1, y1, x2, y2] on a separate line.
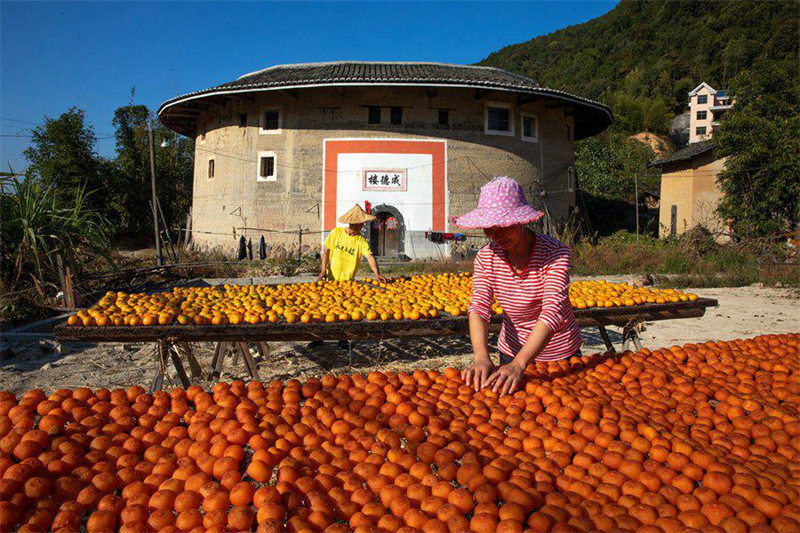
[209, 341, 265, 381]
[175, 342, 202, 380]
[210, 341, 223, 371]
[151, 341, 166, 392]
[236, 342, 262, 381]
[255, 342, 270, 361]
[597, 325, 616, 353]
[621, 324, 644, 352]
[151, 339, 192, 391]
[167, 342, 191, 388]
[209, 341, 230, 379]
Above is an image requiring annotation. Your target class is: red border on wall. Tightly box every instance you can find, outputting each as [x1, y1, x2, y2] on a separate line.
[323, 139, 447, 232]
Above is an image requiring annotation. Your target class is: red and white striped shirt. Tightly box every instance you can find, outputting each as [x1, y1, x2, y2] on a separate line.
[469, 233, 582, 362]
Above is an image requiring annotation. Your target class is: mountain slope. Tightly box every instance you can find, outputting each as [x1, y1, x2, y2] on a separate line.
[480, 0, 798, 114]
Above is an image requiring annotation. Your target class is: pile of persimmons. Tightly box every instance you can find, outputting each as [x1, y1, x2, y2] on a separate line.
[65, 275, 698, 327]
[1, 333, 798, 532]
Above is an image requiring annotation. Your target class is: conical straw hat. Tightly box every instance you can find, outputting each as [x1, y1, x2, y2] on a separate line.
[338, 204, 376, 224]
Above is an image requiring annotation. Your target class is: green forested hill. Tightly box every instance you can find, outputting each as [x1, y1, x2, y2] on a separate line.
[480, 0, 798, 117]
[480, 0, 798, 236]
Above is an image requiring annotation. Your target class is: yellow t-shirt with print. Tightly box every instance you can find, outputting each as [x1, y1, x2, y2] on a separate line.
[324, 227, 372, 281]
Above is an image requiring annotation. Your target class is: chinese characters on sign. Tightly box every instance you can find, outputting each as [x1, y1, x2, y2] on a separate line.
[362, 168, 407, 192]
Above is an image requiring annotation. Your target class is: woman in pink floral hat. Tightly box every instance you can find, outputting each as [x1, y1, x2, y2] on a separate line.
[455, 176, 582, 396]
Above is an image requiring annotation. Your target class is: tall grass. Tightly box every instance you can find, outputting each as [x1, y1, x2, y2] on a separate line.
[1, 176, 110, 306]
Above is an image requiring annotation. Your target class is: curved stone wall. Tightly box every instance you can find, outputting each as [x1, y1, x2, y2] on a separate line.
[189, 86, 576, 259]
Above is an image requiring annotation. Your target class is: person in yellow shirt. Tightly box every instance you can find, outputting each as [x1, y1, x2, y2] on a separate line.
[319, 204, 386, 282]
[312, 204, 386, 350]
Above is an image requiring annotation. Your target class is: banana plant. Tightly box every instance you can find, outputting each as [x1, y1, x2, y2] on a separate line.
[1, 174, 110, 290]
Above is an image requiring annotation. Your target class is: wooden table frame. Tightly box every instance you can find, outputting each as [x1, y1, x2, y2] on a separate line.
[55, 298, 717, 390]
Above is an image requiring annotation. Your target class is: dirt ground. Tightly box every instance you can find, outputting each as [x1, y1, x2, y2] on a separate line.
[1, 285, 797, 395]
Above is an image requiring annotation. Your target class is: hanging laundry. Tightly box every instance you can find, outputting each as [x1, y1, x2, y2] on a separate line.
[237, 236, 247, 260]
[428, 231, 445, 243]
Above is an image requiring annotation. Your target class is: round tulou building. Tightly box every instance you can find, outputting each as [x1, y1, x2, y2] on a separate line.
[158, 61, 611, 259]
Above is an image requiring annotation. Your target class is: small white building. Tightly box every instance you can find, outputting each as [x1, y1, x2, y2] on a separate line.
[688, 82, 734, 143]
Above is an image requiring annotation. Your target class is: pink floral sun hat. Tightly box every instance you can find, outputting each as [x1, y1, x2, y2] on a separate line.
[453, 176, 544, 229]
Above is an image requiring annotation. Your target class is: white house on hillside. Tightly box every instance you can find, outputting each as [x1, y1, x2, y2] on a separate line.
[688, 82, 734, 143]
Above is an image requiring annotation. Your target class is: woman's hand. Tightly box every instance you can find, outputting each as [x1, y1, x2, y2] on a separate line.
[461, 358, 494, 391]
[485, 360, 526, 396]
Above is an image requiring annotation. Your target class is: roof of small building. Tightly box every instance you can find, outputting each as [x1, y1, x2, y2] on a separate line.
[649, 140, 716, 168]
[158, 61, 611, 139]
[688, 82, 716, 96]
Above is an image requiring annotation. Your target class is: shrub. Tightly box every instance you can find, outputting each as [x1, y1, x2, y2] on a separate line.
[1, 178, 110, 286]
[571, 230, 796, 287]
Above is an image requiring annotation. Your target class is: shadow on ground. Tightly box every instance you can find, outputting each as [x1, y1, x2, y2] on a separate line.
[0, 326, 626, 394]
[272, 326, 623, 375]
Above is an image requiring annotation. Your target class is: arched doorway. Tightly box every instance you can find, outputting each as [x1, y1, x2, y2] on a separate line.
[366, 205, 405, 257]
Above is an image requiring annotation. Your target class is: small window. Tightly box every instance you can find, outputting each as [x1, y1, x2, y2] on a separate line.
[257, 151, 276, 182]
[697, 95, 708, 104]
[566, 166, 574, 191]
[200, 125, 206, 141]
[261, 157, 274, 179]
[488, 108, 510, 131]
[390, 107, 403, 125]
[368, 106, 381, 124]
[260, 108, 281, 133]
[485, 104, 513, 136]
[207, 159, 215, 180]
[322, 107, 339, 123]
[521, 113, 538, 142]
[239, 113, 248, 128]
[696, 110, 707, 120]
[264, 110, 279, 130]
[438, 109, 450, 126]
[696, 126, 707, 135]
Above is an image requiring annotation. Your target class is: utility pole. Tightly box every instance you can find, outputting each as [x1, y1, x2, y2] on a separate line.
[148, 117, 164, 266]
[634, 173, 640, 241]
[297, 226, 303, 261]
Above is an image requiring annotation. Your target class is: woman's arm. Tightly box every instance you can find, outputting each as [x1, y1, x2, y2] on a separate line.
[537, 247, 571, 333]
[462, 312, 495, 391]
[461, 253, 495, 390]
[485, 321, 554, 395]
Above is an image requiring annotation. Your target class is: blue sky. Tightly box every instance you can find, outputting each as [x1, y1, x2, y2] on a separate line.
[1, 1, 616, 172]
